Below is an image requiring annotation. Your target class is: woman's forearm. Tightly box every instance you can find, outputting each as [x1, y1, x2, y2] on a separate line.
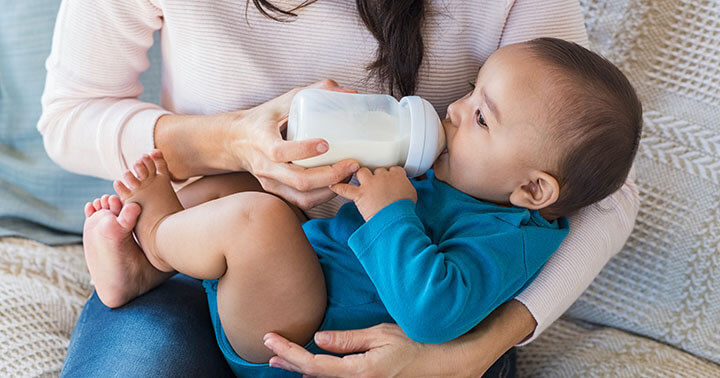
[154, 112, 244, 180]
[421, 300, 536, 377]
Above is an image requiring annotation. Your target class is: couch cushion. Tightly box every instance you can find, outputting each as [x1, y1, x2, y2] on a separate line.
[0, 0, 162, 244]
[562, 0, 720, 365]
[519, 318, 720, 376]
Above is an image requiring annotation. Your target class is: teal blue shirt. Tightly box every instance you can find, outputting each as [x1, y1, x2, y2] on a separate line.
[329, 170, 569, 344]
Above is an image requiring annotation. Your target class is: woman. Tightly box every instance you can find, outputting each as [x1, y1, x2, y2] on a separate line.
[39, 0, 638, 376]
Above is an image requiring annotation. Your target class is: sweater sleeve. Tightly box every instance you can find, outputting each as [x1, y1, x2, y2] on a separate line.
[500, 0, 589, 48]
[348, 200, 533, 344]
[514, 169, 639, 345]
[37, 0, 171, 180]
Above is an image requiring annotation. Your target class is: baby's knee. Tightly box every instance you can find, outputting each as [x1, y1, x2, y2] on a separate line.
[222, 192, 291, 224]
[221, 192, 302, 258]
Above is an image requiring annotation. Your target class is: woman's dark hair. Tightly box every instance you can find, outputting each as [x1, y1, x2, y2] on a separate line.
[245, 0, 425, 97]
[524, 38, 643, 219]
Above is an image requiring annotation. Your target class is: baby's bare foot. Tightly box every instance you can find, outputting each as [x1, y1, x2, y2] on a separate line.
[114, 150, 183, 273]
[83, 194, 161, 308]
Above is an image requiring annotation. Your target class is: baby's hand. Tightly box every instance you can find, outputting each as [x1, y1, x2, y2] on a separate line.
[330, 167, 417, 221]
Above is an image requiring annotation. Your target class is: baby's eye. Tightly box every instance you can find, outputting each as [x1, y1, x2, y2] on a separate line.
[476, 109, 487, 128]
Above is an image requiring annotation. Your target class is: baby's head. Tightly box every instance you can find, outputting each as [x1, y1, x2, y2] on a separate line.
[433, 37, 642, 219]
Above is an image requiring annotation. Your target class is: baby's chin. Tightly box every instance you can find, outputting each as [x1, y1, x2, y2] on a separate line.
[431, 161, 450, 183]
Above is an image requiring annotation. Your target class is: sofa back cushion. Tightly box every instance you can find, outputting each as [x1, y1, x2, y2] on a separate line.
[0, 0, 162, 244]
[567, 0, 720, 364]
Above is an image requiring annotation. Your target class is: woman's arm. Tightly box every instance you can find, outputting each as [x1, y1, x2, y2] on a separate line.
[515, 170, 639, 343]
[264, 300, 535, 377]
[38, 0, 168, 180]
[38, 1, 357, 208]
[154, 83, 360, 209]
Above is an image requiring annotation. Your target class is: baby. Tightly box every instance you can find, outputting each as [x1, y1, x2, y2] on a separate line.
[83, 38, 641, 374]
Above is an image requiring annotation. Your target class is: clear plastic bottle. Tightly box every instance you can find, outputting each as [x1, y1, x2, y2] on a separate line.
[287, 88, 446, 177]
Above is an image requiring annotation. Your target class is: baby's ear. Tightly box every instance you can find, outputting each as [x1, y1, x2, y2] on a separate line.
[509, 171, 559, 210]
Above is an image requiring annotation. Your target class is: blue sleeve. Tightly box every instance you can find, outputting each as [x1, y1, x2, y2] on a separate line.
[348, 200, 527, 344]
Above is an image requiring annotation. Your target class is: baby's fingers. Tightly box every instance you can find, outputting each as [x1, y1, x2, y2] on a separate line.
[355, 167, 373, 184]
[329, 183, 361, 200]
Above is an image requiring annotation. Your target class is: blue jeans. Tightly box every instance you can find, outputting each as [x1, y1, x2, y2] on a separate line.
[62, 274, 516, 377]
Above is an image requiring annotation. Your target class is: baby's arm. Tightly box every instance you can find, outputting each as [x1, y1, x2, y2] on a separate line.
[331, 167, 560, 344]
[348, 200, 530, 344]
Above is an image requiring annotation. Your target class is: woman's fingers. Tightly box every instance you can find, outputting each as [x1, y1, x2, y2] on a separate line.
[264, 324, 415, 377]
[309, 79, 357, 94]
[264, 333, 358, 377]
[312, 324, 391, 354]
[262, 137, 330, 163]
[268, 356, 303, 374]
[258, 177, 337, 210]
[254, 158, 359, 208]
[261, 79, 347, 121]
[260, 159, 359, 192]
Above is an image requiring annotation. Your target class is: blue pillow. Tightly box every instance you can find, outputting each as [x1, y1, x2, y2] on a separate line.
[0, 1, 162, 244]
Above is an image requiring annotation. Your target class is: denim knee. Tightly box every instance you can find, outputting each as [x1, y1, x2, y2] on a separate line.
[62, 274, 234, 377]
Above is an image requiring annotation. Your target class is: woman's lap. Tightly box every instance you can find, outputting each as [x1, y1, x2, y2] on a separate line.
[61, 274, 234, 377]
[62, 274, 517, 377]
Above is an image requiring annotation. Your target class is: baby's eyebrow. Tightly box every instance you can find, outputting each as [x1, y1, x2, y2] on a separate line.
[482, 89, 501, 124]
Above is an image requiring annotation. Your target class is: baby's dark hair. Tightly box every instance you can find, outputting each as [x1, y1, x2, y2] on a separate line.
[524, 38, 642, 219]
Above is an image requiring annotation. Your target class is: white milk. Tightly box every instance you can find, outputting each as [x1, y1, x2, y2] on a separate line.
[287, 89, 445, 177]
[292, 111, 410, 168]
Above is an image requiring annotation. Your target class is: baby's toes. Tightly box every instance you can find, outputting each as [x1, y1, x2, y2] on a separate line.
[84, 202, 96, 218]
[108, 195, 123, 216]
[93, 198, 102, 211]
[150, 150, 170, 176]
[113, 180, 132, 199]
[134, 160, 149, 180]
[100, 194, 110, 210]
[122, 170, 141, 189]
[117, 202, 142, 231]
[141, 154, 156, 178]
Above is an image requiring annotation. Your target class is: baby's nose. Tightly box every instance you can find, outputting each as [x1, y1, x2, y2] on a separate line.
[442, 116, 456, 130]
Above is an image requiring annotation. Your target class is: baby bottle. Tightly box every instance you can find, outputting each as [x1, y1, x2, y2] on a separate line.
[286, 88, 446, 177]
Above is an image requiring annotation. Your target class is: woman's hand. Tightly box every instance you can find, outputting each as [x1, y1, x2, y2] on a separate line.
[155, 79, 360, 210]
[227, 79, 360, 209]
[262, 300, 537, 377]
[330, 167, 417, 221]
[263, 324, 430, 378]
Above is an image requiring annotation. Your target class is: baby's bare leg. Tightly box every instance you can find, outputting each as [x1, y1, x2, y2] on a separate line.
[116, 152, 326, 364]
[176, 172, 263, 208]
[168, 193, 326, 363]
[83, 170, 286, 308]
[176, 172, 307, 221]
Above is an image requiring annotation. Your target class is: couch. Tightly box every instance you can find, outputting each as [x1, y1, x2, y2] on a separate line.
[1, 0, 718, 376]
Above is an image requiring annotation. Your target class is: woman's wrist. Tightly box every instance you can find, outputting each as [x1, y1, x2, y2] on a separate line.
[425, 300, 537, 377]
[154, 112, 246, 180]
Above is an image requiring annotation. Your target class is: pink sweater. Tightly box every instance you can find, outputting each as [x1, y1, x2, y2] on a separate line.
[38, 0, 639, 343]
